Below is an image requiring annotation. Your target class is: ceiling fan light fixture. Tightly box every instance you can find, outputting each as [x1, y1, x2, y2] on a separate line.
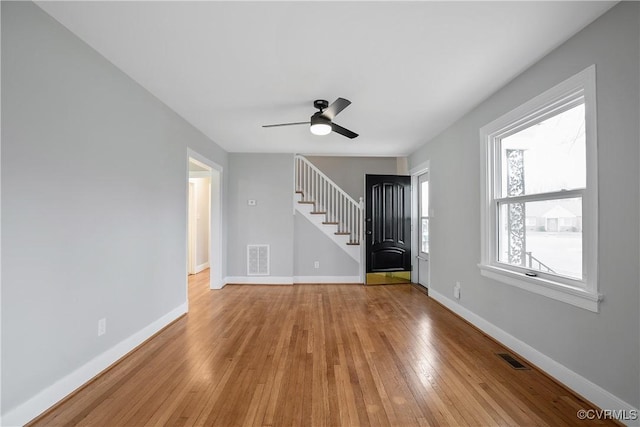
[310, 115, 332, 136]
[310, 123, 331, 136]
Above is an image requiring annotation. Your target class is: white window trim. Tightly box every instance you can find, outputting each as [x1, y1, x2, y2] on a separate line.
[479, 65, 601, 312]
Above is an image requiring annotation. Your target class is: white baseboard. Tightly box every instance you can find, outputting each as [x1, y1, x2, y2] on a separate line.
[223, 276, 362, 285]
[429, 288, 639, 426]
[293, 276, 361, 284]
[224, 276, 294, 285]
[194, 262, 209, 274]
[1, 303, 188, 427]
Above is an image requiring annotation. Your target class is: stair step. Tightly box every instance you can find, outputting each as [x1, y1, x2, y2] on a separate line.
[294, 156, 361, 263]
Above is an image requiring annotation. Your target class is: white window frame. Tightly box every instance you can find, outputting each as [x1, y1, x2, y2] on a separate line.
[479, 65, 601, 312]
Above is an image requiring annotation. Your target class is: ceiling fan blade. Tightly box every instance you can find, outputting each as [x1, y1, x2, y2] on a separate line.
[321, 98, 351, 120]
[262, 121, 310, 128]
[331, 123, 358, 139]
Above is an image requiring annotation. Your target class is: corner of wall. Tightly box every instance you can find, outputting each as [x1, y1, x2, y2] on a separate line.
[396, 157, 409, 174]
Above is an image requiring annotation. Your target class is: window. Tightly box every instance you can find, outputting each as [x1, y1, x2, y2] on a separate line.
[479, 65, 600, 312]
[418, 172, 430, 255]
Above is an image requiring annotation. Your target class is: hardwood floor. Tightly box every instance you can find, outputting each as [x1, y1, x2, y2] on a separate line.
[30, 270, 614, 426]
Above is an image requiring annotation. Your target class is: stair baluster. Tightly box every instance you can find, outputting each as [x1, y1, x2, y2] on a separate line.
[294, 155, 363, 248]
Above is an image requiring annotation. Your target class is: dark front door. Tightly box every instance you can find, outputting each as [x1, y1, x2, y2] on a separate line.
[365, 175, 411, 284]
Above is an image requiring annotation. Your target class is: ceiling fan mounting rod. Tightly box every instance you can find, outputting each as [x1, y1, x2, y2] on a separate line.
[314, 99, 329, 111]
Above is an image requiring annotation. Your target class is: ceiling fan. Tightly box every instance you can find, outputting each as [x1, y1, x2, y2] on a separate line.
[262, 98, 358, 139]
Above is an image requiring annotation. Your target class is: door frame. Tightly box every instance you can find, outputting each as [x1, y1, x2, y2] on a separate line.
[410, 160, 430, 287]
[187, 149, 224, 294]
[188, 181, 196, 275]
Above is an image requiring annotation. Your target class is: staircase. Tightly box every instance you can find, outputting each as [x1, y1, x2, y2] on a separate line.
[294, 155, 363, 262]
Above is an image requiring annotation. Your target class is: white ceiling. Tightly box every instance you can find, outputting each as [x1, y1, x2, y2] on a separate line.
[36, 1, 615, 156]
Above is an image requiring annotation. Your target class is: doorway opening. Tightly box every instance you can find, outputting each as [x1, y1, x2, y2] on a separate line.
[188, 160, 211, 275]
[187, 150, 223, 302]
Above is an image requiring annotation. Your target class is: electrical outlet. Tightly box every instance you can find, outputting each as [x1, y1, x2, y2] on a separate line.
[98, 318, 106, 336]
[314, 261, 320, 269]
[454, 282, 461, 300]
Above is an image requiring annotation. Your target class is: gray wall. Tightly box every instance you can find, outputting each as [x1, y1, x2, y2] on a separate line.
[226, 154, 360, 280]
[305, 156, 399, 201]
[293, 213, 359, 277]
[408, 2, 640, 408]
[1, 2, 228, 415]
[226, 154, 294, 278]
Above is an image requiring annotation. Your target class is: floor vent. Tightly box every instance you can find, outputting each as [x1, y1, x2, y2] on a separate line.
[497, 353, 530, 370]
[247, 244, 269, 276]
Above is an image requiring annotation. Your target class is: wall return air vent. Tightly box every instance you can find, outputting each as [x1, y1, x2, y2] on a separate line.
[247, 244, 270, 276]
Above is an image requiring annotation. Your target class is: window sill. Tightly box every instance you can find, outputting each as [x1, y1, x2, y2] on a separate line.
[478, 264, 601, 312]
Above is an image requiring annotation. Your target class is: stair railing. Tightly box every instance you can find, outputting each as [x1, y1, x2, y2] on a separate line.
[294, 155, 363, 245]
[525, 251, 555, 273]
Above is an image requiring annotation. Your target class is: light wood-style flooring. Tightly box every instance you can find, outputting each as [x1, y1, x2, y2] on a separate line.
[30, 270, 614, 426]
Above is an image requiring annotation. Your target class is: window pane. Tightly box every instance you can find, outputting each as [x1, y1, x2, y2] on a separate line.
[421, 218, 429, 253]
[500, 103, 586, 197]
[498, 198, 582, 279]
[420, 181, 429, 215]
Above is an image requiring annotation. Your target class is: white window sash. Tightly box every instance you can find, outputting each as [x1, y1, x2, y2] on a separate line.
[495, 189, 584, 204]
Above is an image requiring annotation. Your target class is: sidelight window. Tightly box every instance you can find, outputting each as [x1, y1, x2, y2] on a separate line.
[419, 173, 430, 255]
